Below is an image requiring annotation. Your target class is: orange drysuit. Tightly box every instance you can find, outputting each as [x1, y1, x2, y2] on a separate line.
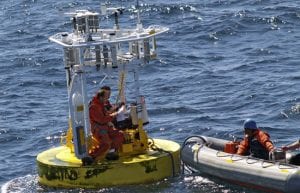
[89, 95, 124, 159]
[237, 129, 274, 160]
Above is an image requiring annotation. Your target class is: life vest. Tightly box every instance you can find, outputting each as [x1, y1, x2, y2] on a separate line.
[237, 129, 274, 160]
[249, 138, 270, 160]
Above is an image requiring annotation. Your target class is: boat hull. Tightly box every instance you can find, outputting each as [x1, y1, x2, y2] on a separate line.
[37, 138, 180, 188]
[181, 136, 300, 193]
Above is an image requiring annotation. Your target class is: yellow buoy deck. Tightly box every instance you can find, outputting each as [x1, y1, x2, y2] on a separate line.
[37, 138, 180, 189]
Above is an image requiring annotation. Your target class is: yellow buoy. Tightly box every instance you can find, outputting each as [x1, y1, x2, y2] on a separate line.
[39, 6, 174, 189]
[37, 139, 180, 189]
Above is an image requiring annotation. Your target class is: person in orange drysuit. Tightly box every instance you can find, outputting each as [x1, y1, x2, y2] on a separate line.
[237, 119, 275, 160]
[89, 86, 124, 161]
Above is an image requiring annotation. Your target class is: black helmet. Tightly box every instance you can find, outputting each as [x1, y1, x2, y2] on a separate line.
[243, 119, 257, 130]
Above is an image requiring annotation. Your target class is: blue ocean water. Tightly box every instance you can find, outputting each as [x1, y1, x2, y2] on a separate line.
[1, 0, 300, 192]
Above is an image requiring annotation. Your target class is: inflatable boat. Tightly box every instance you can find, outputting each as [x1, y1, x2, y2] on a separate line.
[181, 136, 300, 193]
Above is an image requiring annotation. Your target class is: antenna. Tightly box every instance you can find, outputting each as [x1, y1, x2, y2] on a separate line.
[136, 0, 143, 31]
[137, 0, 141, 24]
[100, 3, 124, 30]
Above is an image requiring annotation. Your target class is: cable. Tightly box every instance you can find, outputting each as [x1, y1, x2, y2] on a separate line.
[148, 137, 176, 177]
[180, 136, 207, 174]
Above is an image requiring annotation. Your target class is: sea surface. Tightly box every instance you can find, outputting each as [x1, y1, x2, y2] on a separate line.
[1, 0, 300, 192]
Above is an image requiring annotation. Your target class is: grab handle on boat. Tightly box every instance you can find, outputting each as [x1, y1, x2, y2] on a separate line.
[216, 152, 244, 161]
[277, 162, 298, 169]
[261, 160, 276, 168]
[230, 154, 244, 161]
[216, 151, 232, 157]
[246, 156, 260, 164]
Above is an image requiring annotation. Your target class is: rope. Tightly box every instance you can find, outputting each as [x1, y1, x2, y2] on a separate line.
[181, 135, 207, 148]
[115, 71, 125, 105]
[180, 136, 207, 174]
[148, 138, 176, 177]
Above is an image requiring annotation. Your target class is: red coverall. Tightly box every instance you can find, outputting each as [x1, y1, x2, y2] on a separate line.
[89, 96, 124, 159]
[237, 129, 274, 155]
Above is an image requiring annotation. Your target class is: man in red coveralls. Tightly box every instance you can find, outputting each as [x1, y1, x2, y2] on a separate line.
[237, 119, 275, 160]
[89, 86, 124, 161]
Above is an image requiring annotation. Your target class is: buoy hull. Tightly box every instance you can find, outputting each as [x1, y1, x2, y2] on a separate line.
[37, 139, 180, 188]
